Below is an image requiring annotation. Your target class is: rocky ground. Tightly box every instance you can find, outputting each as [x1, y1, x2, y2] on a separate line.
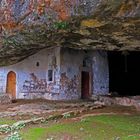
[0, 96, 140, 119]
[0, 97, 139, 119]
[0, 97, 140, 140]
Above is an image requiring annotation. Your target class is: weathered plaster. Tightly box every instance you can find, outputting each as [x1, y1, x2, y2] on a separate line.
[0, 47, 61, 99]
[0, 47, 109, 100]
[60, 48, 83, 100]
[92, 51, 109, 95]
[60, 48, 109, 100]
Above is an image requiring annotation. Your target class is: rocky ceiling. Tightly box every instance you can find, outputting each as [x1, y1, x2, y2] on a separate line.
[0, 0, 140, 66]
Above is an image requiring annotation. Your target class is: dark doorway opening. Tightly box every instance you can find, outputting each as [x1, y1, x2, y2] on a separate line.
[108, 51, 140, 96]
[81, 71, 90, 99]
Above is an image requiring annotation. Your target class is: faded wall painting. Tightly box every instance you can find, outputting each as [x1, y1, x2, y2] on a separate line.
[22, 73, 47, 93]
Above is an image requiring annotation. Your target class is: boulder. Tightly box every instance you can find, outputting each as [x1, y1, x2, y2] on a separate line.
[0, 94, 12, 104]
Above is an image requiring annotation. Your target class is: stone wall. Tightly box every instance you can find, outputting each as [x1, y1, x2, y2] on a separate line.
[0, 47, 61, 99]
[0, 47, 109, 100]
[0, 94, 11, 104]
[60, 48, 109, 100]
[92, 51, 109, 95]
[0, 69, 6, 94]
[60, 48, 83, 100]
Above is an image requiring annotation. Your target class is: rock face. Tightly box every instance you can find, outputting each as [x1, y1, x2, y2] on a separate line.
[0, 94, 11, 104]
[0, 0, 140, 66]
[91, 95, 140, 111]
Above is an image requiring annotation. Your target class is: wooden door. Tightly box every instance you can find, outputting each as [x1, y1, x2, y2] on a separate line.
[81, 71, 90, 99]
[6, 71, 16, 98]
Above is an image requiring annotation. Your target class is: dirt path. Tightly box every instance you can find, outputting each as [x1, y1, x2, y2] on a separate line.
[0, 99, 139, 120]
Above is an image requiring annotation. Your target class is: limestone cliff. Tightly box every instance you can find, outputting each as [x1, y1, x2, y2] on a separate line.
[0, 0, 140, 65]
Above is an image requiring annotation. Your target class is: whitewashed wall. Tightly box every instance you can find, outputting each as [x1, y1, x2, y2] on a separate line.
[0, 47, 109, 100]
[60, 48, 109, 100]
[0, 47, 61, 99]
[92, 51, 109, 95]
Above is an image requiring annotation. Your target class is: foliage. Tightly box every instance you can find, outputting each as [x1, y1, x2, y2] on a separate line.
[21, 115, 140, 140]
[21, 128, 46, 140]
[0, 121, 26, 134]
[53, 21, 68, 30]
[62, 113, 71, 119]
[11, 121, 26, 131]
[0, 125, 11, 133]
[4, 131, 22, 140]
[0, 118, 15, 125]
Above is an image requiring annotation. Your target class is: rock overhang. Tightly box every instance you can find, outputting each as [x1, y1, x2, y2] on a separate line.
[0, 0, 140, 66]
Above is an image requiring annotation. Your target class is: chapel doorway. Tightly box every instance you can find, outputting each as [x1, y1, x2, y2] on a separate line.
[6, 71, 16, 98]
[81, 71, 90, 99]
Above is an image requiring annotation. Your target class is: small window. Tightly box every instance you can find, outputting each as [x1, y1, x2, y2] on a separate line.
[83, 59, 87, 67]
[36, 62, 39, 67]
[48, 70, 53, 81]
[83, 57, 91, 67]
